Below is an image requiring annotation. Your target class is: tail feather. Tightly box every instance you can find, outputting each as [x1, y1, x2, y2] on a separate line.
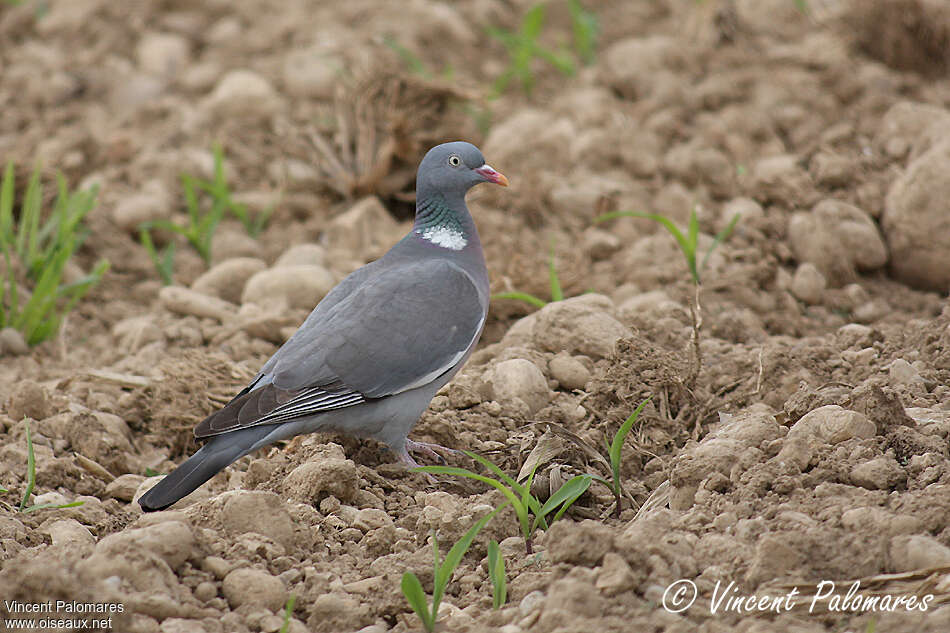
[138, 426, 273, 512]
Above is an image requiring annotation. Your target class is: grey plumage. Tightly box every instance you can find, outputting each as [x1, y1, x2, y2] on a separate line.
[139, 141, 507, 512]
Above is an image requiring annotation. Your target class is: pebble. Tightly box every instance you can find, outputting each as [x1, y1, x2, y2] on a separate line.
[489, 359, 551, 415]
[160, 285, 236, 322]
[0, 327, 29, 355]
[241, 265, 335, 310]
[533, 295, 630, 359]
[221, 490, 296, 550]
[789, 262, 826, 305]
[546, 520, 613, 567]
[282, 48, 338, 99]
[96, 521, 194, 570]
[751, 154, 812, 207]
[222, 567, 287, 610]
[889, 534, 950, 572]
[191, 257, 267, 304]
[786, 405, 876, 445]
[282, 456, 360, 503]
[112, 180, 172, 232]
[205, 70, 280, 118]
[137, 31, 190, 77]
[274, 243, 326, 268]
[325, 197, 403, 261]
[6, 379, 51, 421]
[850, 456, 906, 490]
[104, 474, 146, 502]
[882, 139, 950, 291]
[547, 353, 591, 391]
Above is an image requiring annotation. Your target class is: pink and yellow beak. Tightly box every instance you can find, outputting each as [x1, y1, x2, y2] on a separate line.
[475, 164, 509, 187]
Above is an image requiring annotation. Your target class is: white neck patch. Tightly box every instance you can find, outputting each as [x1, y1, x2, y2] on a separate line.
[417, 226, 467, 250]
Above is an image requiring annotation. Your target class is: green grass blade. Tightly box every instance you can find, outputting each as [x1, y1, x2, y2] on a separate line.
[491, 291, 547, 309]
[18, 166, 42, 268]
[0, 162, 14, 246]
[487, 539, 507, 609]
[462, 451, 522, 491]
[419, 465, 531, 543]
[569, 0, 599, 64]
[548, 248, 563, 302]
[536, 474, 592, 523]
[700, 212, 741, 274]
[21, 500, 84, 514]
[521, 4, 546, 40]
[401, 572, 434, 633]
[436, 505, 502, 607]
[278, 594, 296, 633]
[596, 210, 699, 282]
[19, 419, 36, 511]
[608, 398, 651, 489]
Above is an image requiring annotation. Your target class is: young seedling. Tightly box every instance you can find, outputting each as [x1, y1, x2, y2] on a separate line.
[278, 594, 296, 633]
[419, 451, 592, 554]
[488, 3, 575, 96]
[486, 539, 507, 609]
[12, 420, 84, 514]
[596, 208, 740, 388]
[492, 246, 564, 309]
[402, 507, 501, 632]
[568, 0, 599, 65]
[0, 162, 109, 344]
[139, 144, 271, 283]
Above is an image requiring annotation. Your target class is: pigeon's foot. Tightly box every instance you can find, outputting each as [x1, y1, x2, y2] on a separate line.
[405, 439, 461, 465]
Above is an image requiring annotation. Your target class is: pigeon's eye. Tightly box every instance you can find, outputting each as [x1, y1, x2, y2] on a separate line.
[448, 155, 461, 167]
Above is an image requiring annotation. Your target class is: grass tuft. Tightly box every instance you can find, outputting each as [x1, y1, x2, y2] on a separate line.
[0, 162, 109, 345]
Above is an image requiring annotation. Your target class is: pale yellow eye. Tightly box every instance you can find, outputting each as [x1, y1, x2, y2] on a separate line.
[448, 155, 461, 167]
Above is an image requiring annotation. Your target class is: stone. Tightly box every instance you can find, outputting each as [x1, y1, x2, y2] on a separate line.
[96, 521, 194, 570]
[241, 265, 335, 311]
[353, 508, 393, 532]
[113, 181, 172, 233]
[324, 197, 402, 261]
[112, 315, 164, 353]
[104, 474, 146, 502]
[546, 520, 613, 567]
[883, 140, 950, 290]
[205, 70, 280, 119]
[282, 48, 338, 99]
[532, 295, 630, 359]
[582, 227, 621, 260]
[191, 257, 267, 304]
[751, 154, 812, 207]
[850, 457, 906, 490]
[602, 36, 682, 100]
[786, 405, 876, 446]
[548, 353, 591, 391]
[788, 199, 887, 285]
[890, 534, 950, 572]
[160, 285, 236, 322]
[274, 243, 326, 268]
[595, 552, 636, 596]
[6, 379, 51, 421]
[746, 534, 803, 585]
[789, 262, 826, 305]
[222, 567, 287, 611]
[0, 327, 29, 356]
[40, 518, 95, 553]
[282, 455, 359, 503]
[888, 359, 926, 389]
[221, 490, 296, 551]
[137, 32, 190, 77]
[489, 359, 551, 415]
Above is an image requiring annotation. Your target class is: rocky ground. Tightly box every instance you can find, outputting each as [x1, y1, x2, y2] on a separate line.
[2, 0, 950, 631]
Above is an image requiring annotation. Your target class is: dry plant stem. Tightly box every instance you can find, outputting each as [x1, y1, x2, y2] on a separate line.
[686, 282, 703, 390]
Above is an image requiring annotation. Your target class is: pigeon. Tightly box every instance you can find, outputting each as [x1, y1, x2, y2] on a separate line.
[139, 141, 507, 512]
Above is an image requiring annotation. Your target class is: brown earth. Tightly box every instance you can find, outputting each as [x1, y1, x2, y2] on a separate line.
[2, 0, 950, 631]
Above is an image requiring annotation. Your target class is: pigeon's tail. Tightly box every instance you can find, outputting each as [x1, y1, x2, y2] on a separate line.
[138, 426, 274, 512]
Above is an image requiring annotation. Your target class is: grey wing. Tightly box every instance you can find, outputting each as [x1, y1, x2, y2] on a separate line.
[271, 258, 486, 396]
[195, 259, 485, 438]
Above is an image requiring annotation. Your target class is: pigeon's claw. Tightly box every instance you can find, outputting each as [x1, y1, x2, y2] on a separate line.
[405, 439, 461, 465]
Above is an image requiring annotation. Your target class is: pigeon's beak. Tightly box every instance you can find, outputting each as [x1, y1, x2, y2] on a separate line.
[475, 164, 509, 187]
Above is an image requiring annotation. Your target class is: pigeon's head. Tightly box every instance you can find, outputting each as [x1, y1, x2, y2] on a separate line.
[417, 141, 508, 199]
